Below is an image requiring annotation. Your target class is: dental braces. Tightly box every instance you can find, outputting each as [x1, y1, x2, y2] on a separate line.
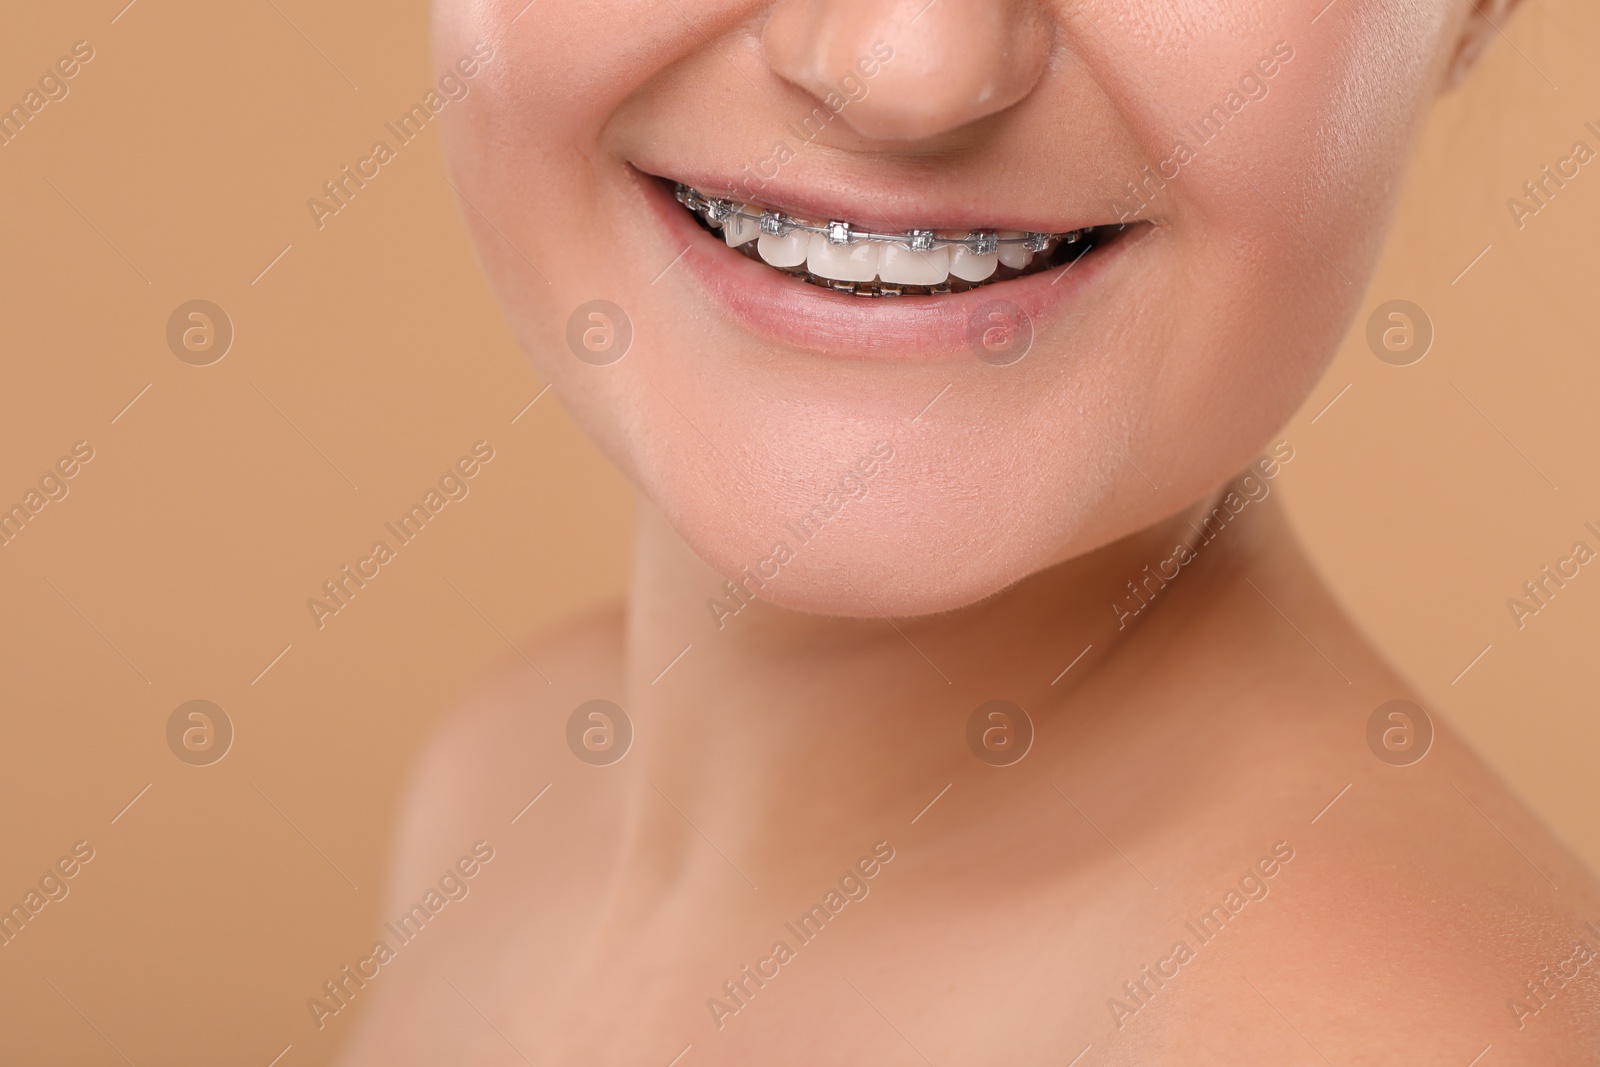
[675, 183, 1084, 254]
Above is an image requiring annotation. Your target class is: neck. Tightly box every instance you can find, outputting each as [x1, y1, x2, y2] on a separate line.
[615, 480, 1281, 885]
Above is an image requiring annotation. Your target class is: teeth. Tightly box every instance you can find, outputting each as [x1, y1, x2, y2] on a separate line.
[676, 185, 1095, 294]
[996, 231, 1032, 270]
[723, 206, 760, 247]
[757, 230, 809, 268]
[948, 244, 998, 282]
[878, 243, 950, 286]
[807, 233, 881, 282]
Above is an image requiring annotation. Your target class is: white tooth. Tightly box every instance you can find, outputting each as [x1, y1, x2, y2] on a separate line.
[997, 231, 1032, 269]
[757, 230, 809, 268]
[948, 244, 998, 282]
[878, 242, 950, 286]
[807, 233, 881, 282]
[723, 206, 760, 247]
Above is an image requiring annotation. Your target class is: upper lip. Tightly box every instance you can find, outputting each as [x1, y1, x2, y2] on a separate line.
[631, 162, 1132, 234]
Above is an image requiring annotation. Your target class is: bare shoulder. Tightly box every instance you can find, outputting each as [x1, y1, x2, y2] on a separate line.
[336, 606, 626, 1065]
[381, 602, 626, 896]
[1132, 700, 1600, 1064]
[1119, 546, 1600, 1061]
[1096, 570, 1600, 1063]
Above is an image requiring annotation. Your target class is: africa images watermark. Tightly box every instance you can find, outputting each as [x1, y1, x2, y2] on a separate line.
[1106, 840, 1296, 1028]
[1111, 441, 1295, 629]
[0, 440, 96, 550]
[706, 440, 896, 630]
[1505, 118, 1600, 231]
[1504, 519, 1600, 631]
[1109, 41, 1295, 222]
[723, 41, 895, 205]
[1507, 917, 1600, 1030]
[306, 441, 496, 629]
[306, 40, 496, 230]
[705, 840, 897, 1030]
[0, 39, 96, 149]
[306, 840, 496, 1030]
[0, 840, 97, 949]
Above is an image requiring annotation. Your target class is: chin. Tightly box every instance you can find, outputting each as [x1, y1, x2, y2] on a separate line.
[643, 426, 1160, 620]
[666, 504, 1052, 621]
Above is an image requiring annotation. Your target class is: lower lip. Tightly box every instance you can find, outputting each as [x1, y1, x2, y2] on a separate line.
[639, 176, 1140, 362]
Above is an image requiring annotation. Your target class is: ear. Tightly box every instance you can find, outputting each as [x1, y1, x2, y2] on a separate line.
[1442, 0, 1525, 92]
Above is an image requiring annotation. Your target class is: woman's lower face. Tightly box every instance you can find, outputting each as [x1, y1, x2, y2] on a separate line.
[433, 0, 1462, 618]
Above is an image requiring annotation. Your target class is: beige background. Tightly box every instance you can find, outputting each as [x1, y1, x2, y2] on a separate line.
[0, 1, 1595, 1063]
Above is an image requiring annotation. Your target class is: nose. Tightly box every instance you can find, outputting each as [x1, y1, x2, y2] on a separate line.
[761, 0, 1053, 142]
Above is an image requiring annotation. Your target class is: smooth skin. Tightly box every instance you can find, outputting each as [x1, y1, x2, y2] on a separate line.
[338, 0, 1600, 1063]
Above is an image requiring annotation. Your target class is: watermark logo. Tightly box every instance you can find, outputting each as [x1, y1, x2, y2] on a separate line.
[0, 440, 95, 550]
[966, 299, 1032, 366]
[307, 41, 495, 230]
[1507, 920, 1600, 1031]
[1365, 699, 1433, 767]
[566, 699, 632, 766]
[566, 299, 632, 366]
[724, 41, 895, 204]
[308, 840, 496, 1030]
[166, 300, 233, 366]
[1507, 523, 1600, 630]
[0, 841, 96, 949]
[1506, 125, 1598, 231]
[0, 40, 95, 150]
[1107, 841, 1294, 1028]
[307, 441, 497, 630]
[707, 440, 895, 630]
[706, 840, 896, 1030]
[1365, 299, 1432, 366]
[166, 700, 233, 766]
[1108, 41, 1295, 221]
[966, 700, 1034, 767]
[1111, 442, 1294, 630]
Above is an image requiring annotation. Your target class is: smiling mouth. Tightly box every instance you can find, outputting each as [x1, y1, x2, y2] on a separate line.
[672, 182, 1123, 298]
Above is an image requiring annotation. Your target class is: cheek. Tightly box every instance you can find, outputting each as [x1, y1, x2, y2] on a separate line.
[436, 0, 737, 485]
[1084, 0, 1450, 265]
[438, 0, 704, 125]
[1237, 0, 1451, 229]
[1071, 0, 1453, 489]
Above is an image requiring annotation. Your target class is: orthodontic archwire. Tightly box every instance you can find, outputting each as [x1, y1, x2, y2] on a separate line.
[675, 183, 1085, 255]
